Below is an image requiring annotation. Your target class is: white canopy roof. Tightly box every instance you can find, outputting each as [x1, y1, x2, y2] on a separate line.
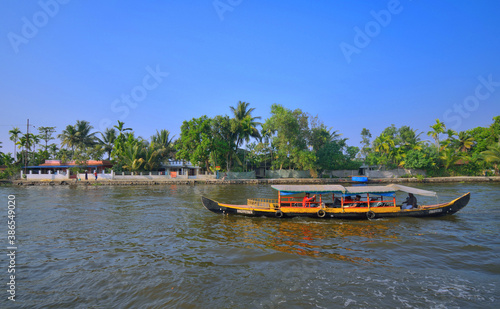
[272, 184, 437, 197]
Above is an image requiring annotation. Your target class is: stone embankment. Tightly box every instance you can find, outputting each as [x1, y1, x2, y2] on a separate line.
[5, 176, 500, 186]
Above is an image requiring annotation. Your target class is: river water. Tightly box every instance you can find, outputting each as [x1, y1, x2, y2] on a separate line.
[1, 182, 499, 308]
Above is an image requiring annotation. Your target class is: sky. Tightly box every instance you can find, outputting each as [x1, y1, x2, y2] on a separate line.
[1, 0, 500, 155]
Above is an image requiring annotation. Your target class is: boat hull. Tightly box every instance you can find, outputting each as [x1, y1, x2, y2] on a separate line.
[201, 193, 470, 220]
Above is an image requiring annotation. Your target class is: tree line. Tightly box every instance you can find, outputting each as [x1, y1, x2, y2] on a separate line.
[361, 116, 500, 176]
[1, 102, 499, 178]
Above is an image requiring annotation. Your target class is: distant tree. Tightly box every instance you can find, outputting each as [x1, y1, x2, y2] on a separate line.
[457, 131, 474, 153]
[143, 141, 161, 171]
[481, 138, 500, 174]
[151, 129, 175, 160]
[114, 120, 132, 138]
[262, 104, 311, 170]
[99, 128, 117, 160]
[404, 147, 439, 170]
[9, 127, 22, 161]
[360, 128, 372, 160]
[398, 126, 422, 151]
[58, 124, 79, 158]
[372, 133, 395, 165]
[427, 119, 446, 152]
[74, 120, 97, 151]
[230, 101, 262, 148]
[210, 115, 235, 171]
[38, 126, 56, 152]
[122, 142, 145, 172]
[176, 116, 213, 171]
[440, 147, 462, 170]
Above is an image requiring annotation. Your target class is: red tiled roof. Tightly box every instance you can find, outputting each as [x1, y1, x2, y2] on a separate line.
[39, 160, 113, 167]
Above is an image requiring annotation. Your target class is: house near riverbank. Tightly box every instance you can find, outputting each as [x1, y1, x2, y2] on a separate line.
[22, 160, 113, 180]
[160, 159, 202, 178]
[21, 159, 212, 180]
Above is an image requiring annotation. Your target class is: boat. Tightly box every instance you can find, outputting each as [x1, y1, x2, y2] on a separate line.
[201, 184, 470, 220]
[351, 176, 368, 183]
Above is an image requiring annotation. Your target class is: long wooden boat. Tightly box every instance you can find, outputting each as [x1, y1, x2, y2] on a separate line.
[201, 184, 470, 220]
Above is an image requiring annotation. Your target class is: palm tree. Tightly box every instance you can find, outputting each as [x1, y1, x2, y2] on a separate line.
[427, 119, 446, 152]
[114, 120, 132, 138]
[151, 129, 174, 159]
[373, 133, 395, 163]
[230, 101, 262, 147]
[31, 134, 41, 153]
[457, 132, 475, 153]
[74, 120, 97, 151]
[122, 143, 145, 172]
[58, 125, 78, 159]
[398, 127, 423, 151]
[16, 134, 35, 166]
[481, 139, 500, 174]
[99, 128, 117, 160]
[440, 147, 462, 170]
[143, 142, 161, 171]
[9, 127, 21, 160]
[48, 144, 59, 159]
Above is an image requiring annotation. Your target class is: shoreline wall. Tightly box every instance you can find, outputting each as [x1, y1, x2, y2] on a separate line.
[6, 176, 500, 186]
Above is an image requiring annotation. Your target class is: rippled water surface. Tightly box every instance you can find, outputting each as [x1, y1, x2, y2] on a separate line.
[1, 182, 499, 308]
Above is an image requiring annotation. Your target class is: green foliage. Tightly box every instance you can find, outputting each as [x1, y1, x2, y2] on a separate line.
[176, 115, 214, 171]
[481, 138, 500, 174]
[404, 147, 439, 170]
[4, 108, 499, 178]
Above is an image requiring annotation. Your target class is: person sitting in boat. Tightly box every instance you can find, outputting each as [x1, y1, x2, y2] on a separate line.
[302, 193, 316, 207]
[343, 196, 353, 207]
[402, 193, 417, 209]
[353, 195, 362, 206]
[333, 197, 342, 207]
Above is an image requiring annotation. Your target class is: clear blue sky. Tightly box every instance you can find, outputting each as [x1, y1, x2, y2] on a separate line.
[1, 0, 499, 155]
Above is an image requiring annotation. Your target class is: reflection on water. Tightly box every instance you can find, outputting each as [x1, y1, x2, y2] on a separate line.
[203, 216, 399, 263]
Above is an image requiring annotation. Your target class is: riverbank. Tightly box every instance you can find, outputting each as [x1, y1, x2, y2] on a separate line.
[5, 176, 500, 186]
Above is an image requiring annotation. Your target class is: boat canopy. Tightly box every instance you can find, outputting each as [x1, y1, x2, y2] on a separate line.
[344, 185, 396, 197]
[271, 185, 346, 195]
[387, 184, 437, 197]
[272, 184, 437, 197]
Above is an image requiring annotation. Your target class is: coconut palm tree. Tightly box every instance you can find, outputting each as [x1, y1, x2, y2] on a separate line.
[114, 120, 132, 138]
[373, 133, 395, 164]
[457, 132, 475, 153]
[9, 127, 21, 160]
[440, 147, 462, 170]
[122, 143, 145, 172]
[143, 141, 161, 171]
[151, 129, 174, 159]
[99, 128, 117, 160]
[230, 101, 262, 147]
[58, 125, 79, 158]
[74, 120, 97, 151]
[427, 119, 446, 152]
[398, 126, 423, 151]
[481, 139, 500, 174]
[16, 134, 35, 165]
